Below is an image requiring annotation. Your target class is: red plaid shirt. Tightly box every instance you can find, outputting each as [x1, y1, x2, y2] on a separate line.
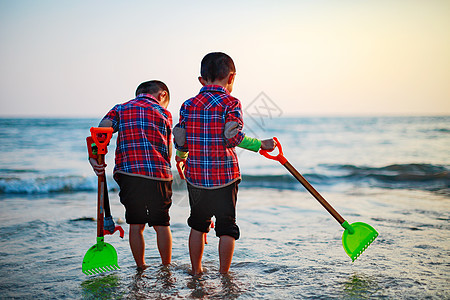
[175, 85, 245, 188]
[102, 94, 173, 180]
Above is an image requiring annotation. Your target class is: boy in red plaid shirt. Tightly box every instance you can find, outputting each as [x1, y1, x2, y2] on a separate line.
[89, 80, 173, 269]
[174, 52, 275, 274]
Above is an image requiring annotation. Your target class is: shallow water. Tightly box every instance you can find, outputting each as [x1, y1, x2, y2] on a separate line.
[0, 187, 449, 299]
[0, 117, 449, 299]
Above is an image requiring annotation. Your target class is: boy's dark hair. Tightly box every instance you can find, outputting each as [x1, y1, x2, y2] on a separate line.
[200, 52, 236, 82]
[135, 80, 170, 99]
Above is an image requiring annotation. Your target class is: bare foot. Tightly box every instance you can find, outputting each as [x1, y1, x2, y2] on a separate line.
[188, 268, 204, 276]
[136, 264, 149, 272]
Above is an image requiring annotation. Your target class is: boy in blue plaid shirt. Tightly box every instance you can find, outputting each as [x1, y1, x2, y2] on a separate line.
[89, 80, 173, 270]
[174, 53, 275, 274]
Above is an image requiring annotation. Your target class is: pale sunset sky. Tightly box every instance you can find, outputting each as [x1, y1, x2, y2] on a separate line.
[0, 0, 449, 117]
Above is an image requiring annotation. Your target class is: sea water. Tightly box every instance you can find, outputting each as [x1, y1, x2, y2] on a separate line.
[0, 116, 449, 299]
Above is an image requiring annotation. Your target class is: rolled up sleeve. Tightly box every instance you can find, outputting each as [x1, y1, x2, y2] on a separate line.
[174, 104, 189, 152]
[223, 100, 245, 148]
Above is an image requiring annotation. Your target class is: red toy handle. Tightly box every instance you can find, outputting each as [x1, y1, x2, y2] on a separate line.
[104, 225, 125, 239]
[176, 160, 186, 180]
[259, 137, 287, 164]
[90, 127, 113, 155]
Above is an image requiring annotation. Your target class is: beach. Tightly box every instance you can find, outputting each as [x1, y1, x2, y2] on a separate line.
[0, 116, 449, 299]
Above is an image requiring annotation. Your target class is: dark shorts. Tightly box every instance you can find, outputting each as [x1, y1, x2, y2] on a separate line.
[187, 181, 240, 240]
[116, 173, 172, 226]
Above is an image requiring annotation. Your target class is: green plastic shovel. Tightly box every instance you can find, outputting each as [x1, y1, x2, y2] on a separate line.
[260, 137, 378, 261]
[82, 127, 120, 275]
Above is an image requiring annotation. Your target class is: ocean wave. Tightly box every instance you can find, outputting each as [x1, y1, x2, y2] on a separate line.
[326, 163, 449, 181]
[243, 163, 450, 194]
[0, 163, 448, 195]
[0, 175, 98, 194]
[242, 163, 449, 196]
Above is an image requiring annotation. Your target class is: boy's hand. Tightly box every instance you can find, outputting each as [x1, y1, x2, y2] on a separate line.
[175, 155, 186, 179]
[175, 155, 185, 163]
[260, 138, 276, 151]
[104, 216, 116, 233]
[89, 157, 107, 176]
[175, 155, 186, 168]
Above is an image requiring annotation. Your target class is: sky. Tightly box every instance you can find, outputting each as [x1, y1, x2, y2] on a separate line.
[0, 0, 449, 117]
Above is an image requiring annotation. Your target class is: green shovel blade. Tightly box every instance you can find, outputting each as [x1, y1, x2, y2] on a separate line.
[82, 237, 120, 275]
[342, 221, 378, 262]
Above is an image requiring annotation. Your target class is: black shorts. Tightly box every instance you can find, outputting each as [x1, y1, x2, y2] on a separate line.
[116, 173, 172, 226]
[187, 180, 240, 240]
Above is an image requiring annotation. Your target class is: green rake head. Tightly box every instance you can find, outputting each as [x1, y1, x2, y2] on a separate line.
[82, 237, 120, 275]
[342, 221, 378, 262]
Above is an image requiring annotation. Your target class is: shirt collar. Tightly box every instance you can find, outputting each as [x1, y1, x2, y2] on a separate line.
[199, 85, 230, 95]
[136, 93, 159, 103]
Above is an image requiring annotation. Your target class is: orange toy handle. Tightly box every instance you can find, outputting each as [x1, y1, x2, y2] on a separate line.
[176, 160, 186, 180]
[104, 225, 125, 239]
[259, 137, 287, 164]
[90, 127, 113, 155]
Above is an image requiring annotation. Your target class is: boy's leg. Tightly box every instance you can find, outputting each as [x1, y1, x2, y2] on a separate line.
[147, 179, 172, 265]
[187, 183, 213, 275]
[218, 235, 235, 274]
[116, 174, 151, 268]
[129, 224, 146, 268]
[214, 182, 240, 274]
[154, 225, 172, 265]
[189, 228, 205, 275]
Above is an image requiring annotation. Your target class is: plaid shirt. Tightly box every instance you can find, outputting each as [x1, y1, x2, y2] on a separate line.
[102, 94, 173, 180]
[175, 85, 245, 188]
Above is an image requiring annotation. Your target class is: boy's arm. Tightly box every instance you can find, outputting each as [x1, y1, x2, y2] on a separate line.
[99, 105, 120, 132]
[223, 100, 245, 147]
[173, 126, 187, 151]
[224, 121, 260, 151]
[99, 118, 113, 128]
[87, 137, 107, 176]
[225, 123, 274, 152]
[173, 125, 189, 159]
[173, 124, 188, 179]
[236, 134, 276, 152]
[167, 112, 174, 160]
[238, 135, 262, 152]
[224, 100, 275, 152]
[88, 108, 118, 175]
[173, 104, 189, 156]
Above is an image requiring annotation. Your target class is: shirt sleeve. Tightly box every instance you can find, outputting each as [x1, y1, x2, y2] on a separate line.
[223, 99, 245, 148]
[101, 105, 120, 132]
[237, 135, 262, 152]
[174, 103, 189, 153]
[166, 110, 173, 145]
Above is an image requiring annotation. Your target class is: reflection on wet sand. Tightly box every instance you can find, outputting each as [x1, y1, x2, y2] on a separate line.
[81, 273, 121, 299]
[341, 272, 380, 299]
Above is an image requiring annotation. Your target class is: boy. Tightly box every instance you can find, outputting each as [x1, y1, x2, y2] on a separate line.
[173, 52, 275, 275]
[89, 80, 173, 269]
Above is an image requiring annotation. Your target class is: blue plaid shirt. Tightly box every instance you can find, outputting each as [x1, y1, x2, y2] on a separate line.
[102, 94, 173, 181]
[175, 85, 245, 188]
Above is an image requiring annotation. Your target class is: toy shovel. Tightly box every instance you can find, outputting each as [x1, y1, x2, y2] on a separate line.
[260, 137, 378, 261]
[82, 127, 121, 275]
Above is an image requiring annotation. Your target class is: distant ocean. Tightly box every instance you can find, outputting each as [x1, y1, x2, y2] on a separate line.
[0, 116, 449, 299]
